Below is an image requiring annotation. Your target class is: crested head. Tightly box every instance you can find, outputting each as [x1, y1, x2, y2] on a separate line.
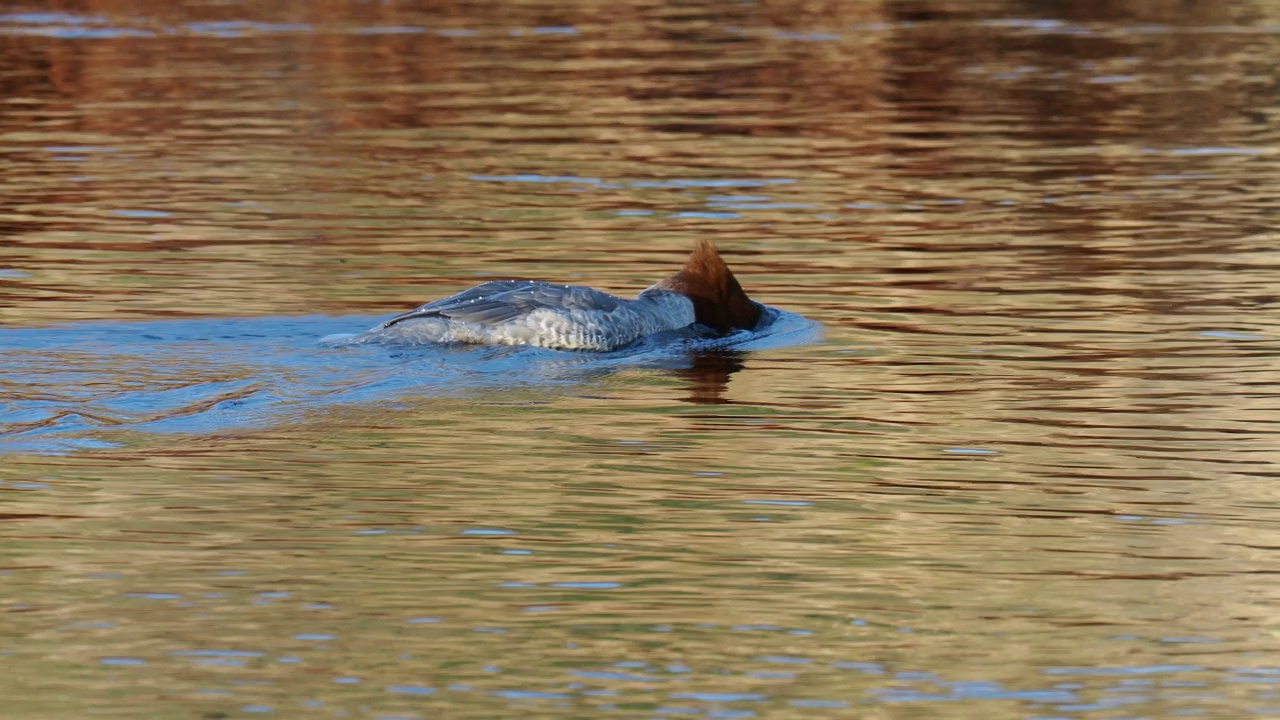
[653, 239, 761, 333]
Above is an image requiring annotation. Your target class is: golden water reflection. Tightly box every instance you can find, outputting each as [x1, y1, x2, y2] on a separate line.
[3, 0, 1280, 718]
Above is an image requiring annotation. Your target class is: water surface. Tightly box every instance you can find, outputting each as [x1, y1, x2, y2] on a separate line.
[3, 1, 1280, 718]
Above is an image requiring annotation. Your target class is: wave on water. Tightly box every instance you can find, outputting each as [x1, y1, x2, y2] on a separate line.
[0, 309, 820, 454]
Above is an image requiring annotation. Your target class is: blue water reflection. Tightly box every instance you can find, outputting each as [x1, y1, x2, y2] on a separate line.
[0, 310, 818, 454]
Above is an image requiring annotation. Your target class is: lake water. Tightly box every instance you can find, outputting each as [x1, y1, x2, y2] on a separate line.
[3, 1, 1280, 718]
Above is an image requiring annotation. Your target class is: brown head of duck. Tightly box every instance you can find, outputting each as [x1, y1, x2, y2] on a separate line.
[653, 239, 761, 333]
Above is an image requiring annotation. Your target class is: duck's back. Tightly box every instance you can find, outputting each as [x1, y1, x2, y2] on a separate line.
[383, 280, 617, 325]
[353, 280, 695, 351]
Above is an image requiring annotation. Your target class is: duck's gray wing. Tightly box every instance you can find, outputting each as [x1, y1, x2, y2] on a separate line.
[381, 280, 624, 329]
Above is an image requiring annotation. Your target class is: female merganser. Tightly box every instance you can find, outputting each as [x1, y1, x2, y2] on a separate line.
[346, 240, 762, 351]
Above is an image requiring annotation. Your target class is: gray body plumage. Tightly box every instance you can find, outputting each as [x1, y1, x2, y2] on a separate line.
[348, 280, 698, 351]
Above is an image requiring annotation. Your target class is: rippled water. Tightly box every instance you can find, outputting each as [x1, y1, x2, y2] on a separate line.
[4, 1, 1280, 718]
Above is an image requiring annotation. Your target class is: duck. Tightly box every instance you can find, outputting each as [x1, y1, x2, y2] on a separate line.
[346, 239, 762, 351]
